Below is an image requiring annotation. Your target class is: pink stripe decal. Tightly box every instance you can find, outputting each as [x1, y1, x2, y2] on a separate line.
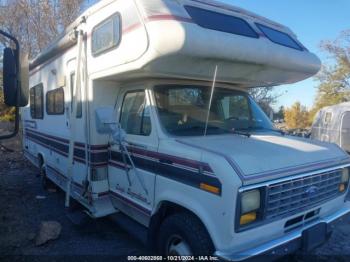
[145, 14, 193, 24]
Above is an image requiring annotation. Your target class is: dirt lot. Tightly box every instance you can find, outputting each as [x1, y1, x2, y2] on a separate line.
[1, 133, 350, 261]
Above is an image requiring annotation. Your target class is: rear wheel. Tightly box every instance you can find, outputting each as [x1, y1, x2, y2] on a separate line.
[157, 212, 214, 257]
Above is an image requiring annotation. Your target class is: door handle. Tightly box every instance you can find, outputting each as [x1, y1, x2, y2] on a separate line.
[127, 142, 147, 149]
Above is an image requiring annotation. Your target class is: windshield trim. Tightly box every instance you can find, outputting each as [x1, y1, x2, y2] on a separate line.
[152, 84, 273, 138]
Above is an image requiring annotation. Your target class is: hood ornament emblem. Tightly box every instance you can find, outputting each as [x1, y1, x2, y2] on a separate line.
[305, 186, 319, 198]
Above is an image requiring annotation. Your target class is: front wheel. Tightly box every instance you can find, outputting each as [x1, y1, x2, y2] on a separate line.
[40, 165, 55, 190]
[157, 212, 215, 256]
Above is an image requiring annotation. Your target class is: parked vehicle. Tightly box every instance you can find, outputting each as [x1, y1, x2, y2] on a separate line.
[19, 0, 350, 260]
[311, 102, 350, 153]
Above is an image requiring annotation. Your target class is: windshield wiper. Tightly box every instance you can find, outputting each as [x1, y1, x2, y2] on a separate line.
[266, 128, 285, 135]
[229, 129, 251, 138]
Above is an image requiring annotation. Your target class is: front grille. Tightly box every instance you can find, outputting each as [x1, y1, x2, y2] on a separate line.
[266, 170, 343, 220]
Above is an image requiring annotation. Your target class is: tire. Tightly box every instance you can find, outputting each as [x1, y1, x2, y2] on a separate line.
[40, 165, 55, 190]
[157, 212, 215, 256]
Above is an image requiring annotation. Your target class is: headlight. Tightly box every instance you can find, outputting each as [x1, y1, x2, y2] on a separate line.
[339, 168, 350, 192]
[241, 190, 260, 214]
[239, 189, 261, 226]
[341, 168, 349, 183]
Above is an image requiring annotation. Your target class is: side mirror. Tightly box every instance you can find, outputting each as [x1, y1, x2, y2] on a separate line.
[95, 106, 118, 134]
[3, 48, 28, 107]
[0, 29, 28, 140]
[95, 106, 126, 143]
[3, 48, 17, 106]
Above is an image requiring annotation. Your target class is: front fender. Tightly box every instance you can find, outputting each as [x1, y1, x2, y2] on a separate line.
[154, 177, 236, 250]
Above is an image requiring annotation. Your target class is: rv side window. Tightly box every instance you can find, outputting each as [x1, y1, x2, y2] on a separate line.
[324, 112, 332, 124]
[70, 73, 82, 118]
[255, 23, 303, 51]
[46, 88, 65, 115]
[92, 13, 121, 56]
[120, 91, 151, 136]
[30, 84, 44, 119]
[184, 5, 258, 38]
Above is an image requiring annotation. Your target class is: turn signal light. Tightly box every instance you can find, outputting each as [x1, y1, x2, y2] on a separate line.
[240, 211, 257, 225]
[339, 183, 346, 192]
[200, 183, 220, 195]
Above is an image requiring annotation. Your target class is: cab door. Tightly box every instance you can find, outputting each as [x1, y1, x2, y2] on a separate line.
[108, 87, 158, 224]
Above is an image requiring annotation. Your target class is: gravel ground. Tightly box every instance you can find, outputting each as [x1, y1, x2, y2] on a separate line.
[0, 134, 146, 262]
[1, 133, 350, 262]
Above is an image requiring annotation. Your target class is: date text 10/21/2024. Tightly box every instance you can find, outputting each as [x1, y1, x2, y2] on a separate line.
[127, 256, 220, 261]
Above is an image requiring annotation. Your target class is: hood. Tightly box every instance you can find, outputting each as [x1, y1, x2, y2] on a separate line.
[178, 133, 350, 184]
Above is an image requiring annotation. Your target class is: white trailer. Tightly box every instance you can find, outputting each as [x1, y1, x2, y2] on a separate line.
[22, 0, 350, 259]
[311, 102, 350, 153]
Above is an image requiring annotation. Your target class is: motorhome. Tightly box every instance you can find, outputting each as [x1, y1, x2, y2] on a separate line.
[22, 0, 350, 260]
[311, 102, 350, 153]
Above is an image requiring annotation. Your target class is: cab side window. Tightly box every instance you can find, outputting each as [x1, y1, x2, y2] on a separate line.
[120, 91, 151, 136]
[30, 83, 44, 119]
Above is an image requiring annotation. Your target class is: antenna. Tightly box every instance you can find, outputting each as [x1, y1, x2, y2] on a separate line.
[204, 65, 218, 136]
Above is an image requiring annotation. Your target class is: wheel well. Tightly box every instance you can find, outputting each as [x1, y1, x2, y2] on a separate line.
[148, 201, 211, 250]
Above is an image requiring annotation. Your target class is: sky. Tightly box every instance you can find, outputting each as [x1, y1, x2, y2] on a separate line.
[217, 0, 350, 110]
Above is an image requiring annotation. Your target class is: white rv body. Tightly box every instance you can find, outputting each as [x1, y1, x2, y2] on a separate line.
[22, 0, 350, 260]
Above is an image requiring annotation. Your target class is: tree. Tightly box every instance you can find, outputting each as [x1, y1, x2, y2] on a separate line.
[284, 102, 309, 129]
[0, 0, 87, 122]
[275, 106, 285, 121]
[0, 0, 85, 59]
[249, 87, 280, 115]
[310, 29, 350, 120]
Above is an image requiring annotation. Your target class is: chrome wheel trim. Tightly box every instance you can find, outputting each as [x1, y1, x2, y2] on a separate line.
[166, 234, 193, 256]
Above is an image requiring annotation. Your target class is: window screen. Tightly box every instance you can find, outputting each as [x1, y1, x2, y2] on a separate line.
[120, 91, 151, 136]
[70, 73, 82, 118]
[92, 13, 121, 56]
[184, 5, 258, 38]
[256, 23, 303, 51]
[30, 84, 44, 119]
[46, 88, 64, 115]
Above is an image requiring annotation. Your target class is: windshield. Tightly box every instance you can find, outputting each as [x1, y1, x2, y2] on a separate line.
[153, 85, 274, 136]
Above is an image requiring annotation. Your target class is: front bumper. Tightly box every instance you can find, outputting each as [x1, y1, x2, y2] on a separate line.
[215, 205, 350, 261]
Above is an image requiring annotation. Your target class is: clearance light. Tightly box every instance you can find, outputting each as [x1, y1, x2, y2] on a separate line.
[240, 212, 257, 225]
